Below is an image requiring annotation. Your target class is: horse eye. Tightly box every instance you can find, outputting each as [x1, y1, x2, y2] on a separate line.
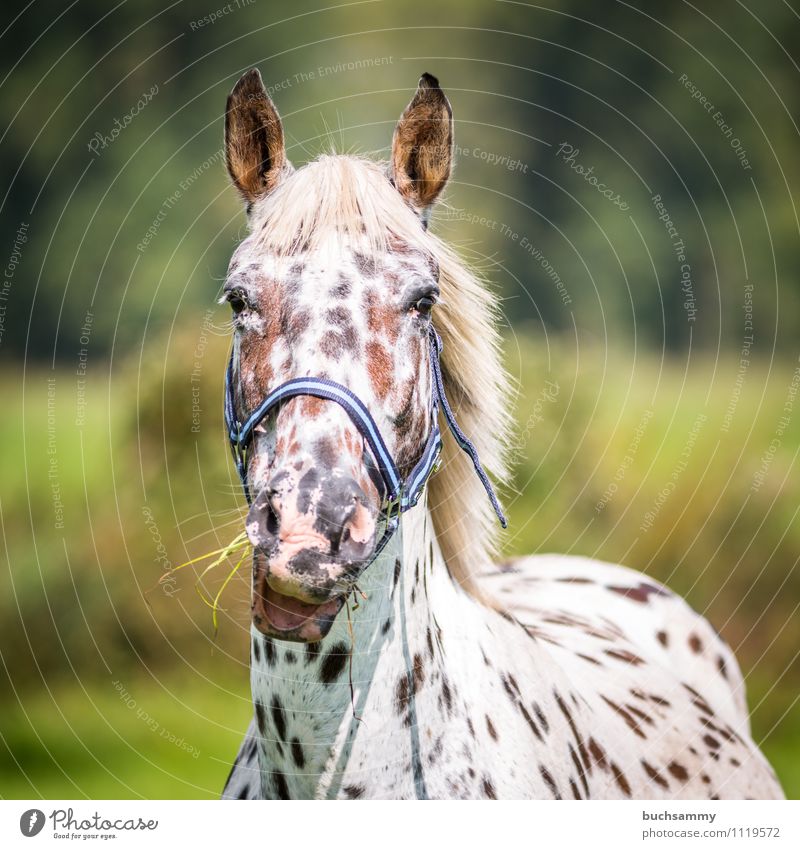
[412, 296, 435, 317]
[227, 289, 248, 315]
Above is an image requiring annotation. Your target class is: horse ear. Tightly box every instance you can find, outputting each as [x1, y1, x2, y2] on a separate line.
[225, 68, 291, 206]
[391, 73, 453, 215]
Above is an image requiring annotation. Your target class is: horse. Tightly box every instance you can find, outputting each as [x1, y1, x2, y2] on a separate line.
[217, 69, 783, 800]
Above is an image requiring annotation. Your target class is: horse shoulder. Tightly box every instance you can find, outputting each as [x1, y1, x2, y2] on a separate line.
[476, 554, 783, 799]
[481, 554, 745, 720]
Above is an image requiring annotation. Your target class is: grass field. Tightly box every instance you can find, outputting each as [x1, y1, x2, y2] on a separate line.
[1, 669, 252, 799]
[2, 323, 798, 798]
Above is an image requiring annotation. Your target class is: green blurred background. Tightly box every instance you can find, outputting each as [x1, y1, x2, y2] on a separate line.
[1, 0, 798, 798]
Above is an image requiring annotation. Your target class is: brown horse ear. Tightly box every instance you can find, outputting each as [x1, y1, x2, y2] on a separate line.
[391, 73, 453, 215]
[225, 68, 291, 206]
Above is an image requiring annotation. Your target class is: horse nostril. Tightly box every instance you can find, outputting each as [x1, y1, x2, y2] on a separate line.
[328, 502, 357, 555]
[246, 486, 283, 548]
[266, 492, 280, 536]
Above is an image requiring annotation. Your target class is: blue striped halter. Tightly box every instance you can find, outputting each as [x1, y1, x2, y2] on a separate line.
[224, 324, 507, 559]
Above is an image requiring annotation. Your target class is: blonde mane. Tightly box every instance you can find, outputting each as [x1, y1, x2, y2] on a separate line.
[249, 155, 513, 602]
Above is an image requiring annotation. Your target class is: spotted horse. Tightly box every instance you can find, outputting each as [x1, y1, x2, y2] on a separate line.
[218, 69, 783, 800]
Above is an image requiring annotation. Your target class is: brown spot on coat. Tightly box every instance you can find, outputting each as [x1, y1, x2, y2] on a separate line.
[607, 582, 669, 603]
[667, 761, 689, 782]
[412, 653, 426, 692]
[641, 759, 669, 789]
[625, 703, 655, 725]
[604, 648, 645, 665]
[611, 762, 632, 796]
[396, 674, 410, 718]
[441, 678, 453, 713]
[539, 765, 561, 799]
[320, 330, 356, 359]
[365, 340, 393, 398]
[688, 633, 703, 654]
[588, 737, 609, 771]
[601, 696, 646, 738]
[533, 703, 549, 733]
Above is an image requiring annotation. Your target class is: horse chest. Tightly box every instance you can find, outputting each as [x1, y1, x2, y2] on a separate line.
[249, 613, 582, 800]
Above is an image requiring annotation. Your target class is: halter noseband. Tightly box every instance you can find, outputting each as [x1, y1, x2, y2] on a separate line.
[224, 324, 506, 559]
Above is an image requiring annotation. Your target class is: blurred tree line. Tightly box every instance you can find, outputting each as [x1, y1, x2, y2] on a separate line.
[1, 0, 798, 361]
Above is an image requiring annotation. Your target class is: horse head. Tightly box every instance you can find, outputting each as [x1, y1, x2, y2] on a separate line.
[223, 70, 456, 642]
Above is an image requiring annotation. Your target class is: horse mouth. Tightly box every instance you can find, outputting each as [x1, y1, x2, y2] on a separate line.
[252, 582, 345, 643]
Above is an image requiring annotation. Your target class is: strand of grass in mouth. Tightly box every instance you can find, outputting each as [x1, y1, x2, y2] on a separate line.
[158, 530, 252, 634]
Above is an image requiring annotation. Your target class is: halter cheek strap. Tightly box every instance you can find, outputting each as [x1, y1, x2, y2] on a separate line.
[224, 324, 507, 558]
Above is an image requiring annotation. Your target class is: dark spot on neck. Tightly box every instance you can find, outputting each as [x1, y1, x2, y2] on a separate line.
[343, 784, 365, 799]
[392, 558, 401, 593]
[319, 641, 349, 684]
[271, 770, 290, 799]
[255, 699, 267, 735]
[290, 737, 305, 768]
[270, 695, 287, 742]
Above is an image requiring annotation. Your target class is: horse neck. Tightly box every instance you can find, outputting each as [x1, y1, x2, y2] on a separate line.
[250, 499, 487, 798]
